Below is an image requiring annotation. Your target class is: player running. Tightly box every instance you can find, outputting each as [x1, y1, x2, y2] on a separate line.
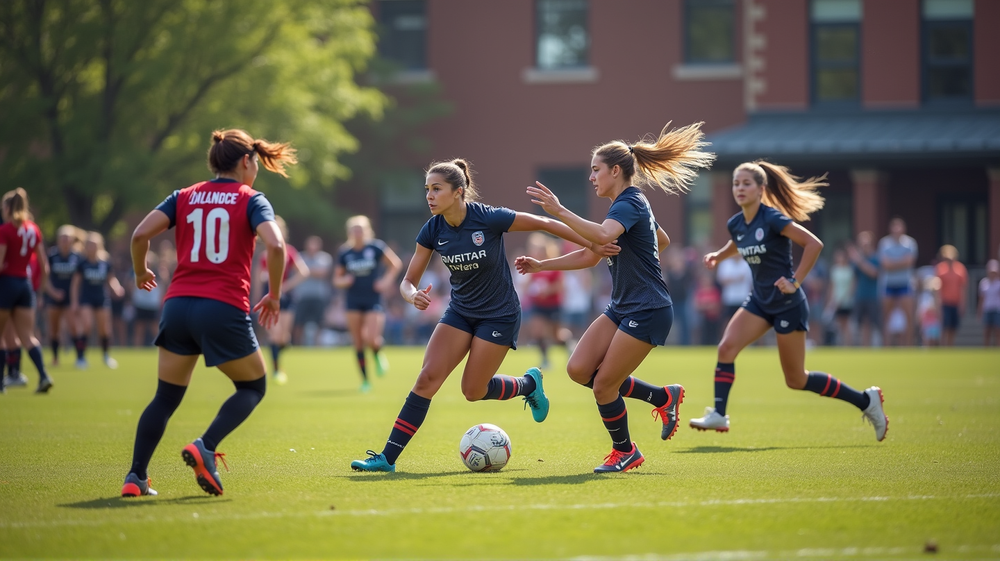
[350, 158, 617, 473]
[0, 188, 54, 394]
[121, 128, 293, 497]
[333, 215, 402, 391]
[71, 232, 125, 369]
[516, 123, 713, 473]
[256, 216, 308, 385]
[688, 161, 888, 441]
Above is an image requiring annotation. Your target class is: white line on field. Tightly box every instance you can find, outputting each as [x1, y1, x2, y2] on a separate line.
[1, 493, 997, 529]
[571, 543, 1000, 561]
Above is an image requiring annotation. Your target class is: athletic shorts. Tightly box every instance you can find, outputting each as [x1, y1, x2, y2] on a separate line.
[44, 287, 71, 308]
[439, 306, 520, 349]
[346, 300, 383, 313]
[984, 310, 1000, 328]
[134, 307, 158, 322]
[80, 294, 111, 309]
[603, 305, 673, 347]
[294, 296, 328, 326]
[530, 305, 561, 322]
[885, 285, 911, 298]
[742, 295, 809, 334]
[154, 296, 259, 367]
[941, 304, 960, 330]
[854, 298, 880, 325]
[0, 276, 35, 309]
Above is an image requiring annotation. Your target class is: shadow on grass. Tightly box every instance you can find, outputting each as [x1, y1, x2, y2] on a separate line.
[59, 496, 231, 510]
[676, 444, 872, 454]
[340, 469, 648, 486]
[337, 470, 470, 482]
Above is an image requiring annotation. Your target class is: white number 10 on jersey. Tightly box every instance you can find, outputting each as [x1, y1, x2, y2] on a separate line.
[186, 208, 230, 263]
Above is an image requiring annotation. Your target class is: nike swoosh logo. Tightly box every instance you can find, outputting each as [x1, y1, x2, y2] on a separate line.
[437, 240, 449, 246]
[736, 235, 744, 241]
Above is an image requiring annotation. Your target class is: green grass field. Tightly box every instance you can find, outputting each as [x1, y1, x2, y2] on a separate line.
[1, 346, 998, 560]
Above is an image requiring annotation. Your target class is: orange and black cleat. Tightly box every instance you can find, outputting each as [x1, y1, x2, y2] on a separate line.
[181, 438, 227, 496]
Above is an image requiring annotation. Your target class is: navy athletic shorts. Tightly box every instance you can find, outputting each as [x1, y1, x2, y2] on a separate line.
[154, 296, 259, 367]
[439, 306, 520, 349]
[530, 305, 562, 322]
[941, 304, 960, 330]
[603, 305, 673, 347]
[346, 299, 383, 313]
[79, 294, 111, 309]
[0, 276, 35, 309]
[742, 295, 809, 334]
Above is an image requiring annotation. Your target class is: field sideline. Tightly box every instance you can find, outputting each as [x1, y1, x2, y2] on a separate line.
[0, 346, 998, 560]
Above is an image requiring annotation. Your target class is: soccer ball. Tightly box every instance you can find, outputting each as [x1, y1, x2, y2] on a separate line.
[459, 423, 512, 472]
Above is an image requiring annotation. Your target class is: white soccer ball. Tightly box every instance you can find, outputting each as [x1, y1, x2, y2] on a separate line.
[459, 423, 512, 472]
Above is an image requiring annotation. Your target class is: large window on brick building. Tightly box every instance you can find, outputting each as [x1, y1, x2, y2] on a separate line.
[922, 0, 973, 103]
[536, 0, 589, 69]
[810, 0, 861, 104]
[684, 0, 735, 64]
[377, 0, 427, 71]
[536, 168, 590, 219]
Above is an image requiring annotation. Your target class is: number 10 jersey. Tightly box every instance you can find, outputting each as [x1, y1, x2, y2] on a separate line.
[156, 178, 275, 312]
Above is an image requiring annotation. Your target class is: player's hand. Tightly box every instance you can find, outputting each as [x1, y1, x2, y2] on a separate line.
[410, 284, 432, 311]
[703, 252, 720, 270]
[135, 269, 157, 291]
[774, 277, 798, 294]
[50, 287, 65, 300]
[374, 277, 392, 294]
[589, 240, 620, 257]
[253, 293, 281, 328]
[514, 256, 542, 275]
[526, 181, 565, 217]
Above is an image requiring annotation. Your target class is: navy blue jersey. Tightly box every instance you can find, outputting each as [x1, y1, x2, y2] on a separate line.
[416, 202, 519, 319]
[727, 204, 805, 314]
[605, 187, 672, 315]
[77, 258, 112, 302]
[338, 240, 387, 306]
[48, 249, 81, 292]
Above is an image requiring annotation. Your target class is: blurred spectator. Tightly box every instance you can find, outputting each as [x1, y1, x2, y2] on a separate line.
[294, 235, 333, 346]
[848, 231, 880, 346]
[826, 247, 855, 345]
[918, 276, 942, 346]
[803, 256, 829, 346]
[560, 240, 593, 344]
[980, 259, 1000, 346]
[523, 233, 568, 369]
[934, 244, 967, 347]
[664, 246, 693, 345]
[716, 255, 751, 326]
[693, 273, 722, 345]
[130, 252, 164, 346]
[879, 217, 918, 346]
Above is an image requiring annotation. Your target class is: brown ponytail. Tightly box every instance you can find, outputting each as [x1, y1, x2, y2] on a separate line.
[594, 122, 716, 196]
[427, 158, 479, 201]
[736, 161, 826, 222]
[208, 129, 298, 178]
[1, 187, 30, 224]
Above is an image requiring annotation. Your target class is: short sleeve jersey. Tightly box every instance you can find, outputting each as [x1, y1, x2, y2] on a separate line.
[48, 248, 82, 292]
[77, 258, 112, 301]
[605, 187, 672, 315]
[338, 240, 387, 307]
[877, 235, 918, 288]
[416, 202, 518, 319]
[727, 204, 805, 314]
[156, 178, 275, 312]
[0, 220, 43, 278]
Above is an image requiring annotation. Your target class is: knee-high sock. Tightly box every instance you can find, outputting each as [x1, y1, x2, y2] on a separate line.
[101, 337, 110, 356]
[598, 396, 632, 453]
[581, 370, 667, 407]
[381, 392, 431, 465]
[51, 339, 59, 362]
[201, 377, 267, 451]
[75, 336, 86, 360]
[480, 374, 536, 400]
[356, 350, 367, 380]
[270, 344, 281, 372]
[714, 362, 735, 415]
[27, 347, 47, 379]
[129, 380, 187, 479]
[802, 371, 870, 410]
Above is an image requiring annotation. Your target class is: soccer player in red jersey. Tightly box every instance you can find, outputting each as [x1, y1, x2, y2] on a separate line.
[121, 129, 295, 497]
[0, 188, 54, 394]
[255, 216, 309, 385]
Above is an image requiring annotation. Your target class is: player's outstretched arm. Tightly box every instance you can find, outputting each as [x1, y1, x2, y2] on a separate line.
[704, 240, 738, 270]
[515, 248, 603, 275]
[526, 182, 625, 245]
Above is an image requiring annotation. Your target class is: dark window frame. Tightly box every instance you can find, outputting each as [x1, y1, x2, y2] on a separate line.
[683, 0, 736, 65]
[921, 18, 974, 104]
[810, 20, 861, 106]
[376, 0, 428, 72]
[534, 0, 590, 70]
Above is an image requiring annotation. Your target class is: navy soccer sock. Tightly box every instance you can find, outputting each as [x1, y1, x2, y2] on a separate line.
[481, 374, 536, 400]
[0, 350, 7, 377]
[101, 337, 110, 357]
[130, 380, 187, 480]
[75, 336, 86, 360]
[27, 347, 48, 380]
[356, 350, 367, 380]
[803, 371, 870, 410]
[201, 377, 267, 452]
[598, 396, 632, 453]
[619, 376, 668, 407]
[5, 350, 16, 377]
[12, 347, 23, 376]
[270, 344, 281, 372]
[381, 392, 431, 465]
[51, 339, 59, 363]
[714, 362, 735, 416]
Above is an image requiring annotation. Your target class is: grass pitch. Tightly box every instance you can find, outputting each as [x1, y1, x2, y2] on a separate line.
[0, 346, 998, 560]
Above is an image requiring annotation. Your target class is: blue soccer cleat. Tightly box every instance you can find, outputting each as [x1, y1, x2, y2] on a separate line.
[121, 473, 158, 497]
[652, 384, 685, 440]
[181, 438, 227, 496]
[351, 450, 395, 472]
[594, 443, 645, 473]
[522, 367, 549, 423]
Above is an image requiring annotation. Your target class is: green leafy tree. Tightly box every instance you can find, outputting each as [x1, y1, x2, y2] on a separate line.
[0, 0, 385, 235]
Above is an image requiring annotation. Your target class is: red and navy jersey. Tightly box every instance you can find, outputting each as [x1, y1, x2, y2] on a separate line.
[155, 178, 275, 312]
[0, 220, 43, 278]
[28, 252, 42, 291]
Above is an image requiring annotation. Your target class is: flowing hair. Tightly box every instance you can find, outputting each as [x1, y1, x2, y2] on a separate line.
[594, 122, 716, 195]
[209, 129, 298, 178]
[736, 161, 827, 222]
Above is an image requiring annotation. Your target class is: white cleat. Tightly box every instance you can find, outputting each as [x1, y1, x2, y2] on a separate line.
[689, 407, 730, 432]
[104, 356, 119, 370]
[75, 358, 89, 370]
[861, 386, 888, 442]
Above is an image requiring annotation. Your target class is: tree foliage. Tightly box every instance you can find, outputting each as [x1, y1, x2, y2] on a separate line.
[0, 0, 386, 235]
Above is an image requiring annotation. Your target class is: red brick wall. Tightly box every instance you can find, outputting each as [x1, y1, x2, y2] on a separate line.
[974, 0, 1000, 105]
[753, 0, 809, 110]
[863, 0, 920, 107]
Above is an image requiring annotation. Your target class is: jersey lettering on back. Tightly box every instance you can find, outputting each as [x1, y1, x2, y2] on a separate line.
[604, 187, 672, 315]
[727, 204, 805, 314]
[0, 221, 42, 278]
